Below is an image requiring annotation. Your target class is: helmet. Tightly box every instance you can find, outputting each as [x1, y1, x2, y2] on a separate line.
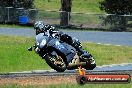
[34, 21, 45, 35]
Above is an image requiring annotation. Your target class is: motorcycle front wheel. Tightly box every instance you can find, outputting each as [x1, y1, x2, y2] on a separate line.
[44, 52, 67, 72]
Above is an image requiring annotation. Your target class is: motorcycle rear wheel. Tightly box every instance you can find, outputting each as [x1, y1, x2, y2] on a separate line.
[44, 52, 67, 72]
[83, 55, 96, 70]
[85, 63, 96, 70]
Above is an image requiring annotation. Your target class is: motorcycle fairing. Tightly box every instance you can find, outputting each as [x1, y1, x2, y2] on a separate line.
[36, 33, 45, 43]
[48, 38, 76, 63]
[36, 33, 49, 48]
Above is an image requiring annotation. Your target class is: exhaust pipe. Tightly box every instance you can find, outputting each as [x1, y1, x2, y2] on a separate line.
[67, 62, 86, 70]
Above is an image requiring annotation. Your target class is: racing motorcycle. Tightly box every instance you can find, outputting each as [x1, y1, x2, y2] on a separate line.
[28, 32, 96, 72]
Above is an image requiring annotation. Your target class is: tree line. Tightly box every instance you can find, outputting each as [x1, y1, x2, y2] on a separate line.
[0, 0, 34, 9]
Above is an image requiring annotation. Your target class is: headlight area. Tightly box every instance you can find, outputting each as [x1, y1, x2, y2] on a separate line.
[40, 39, 47, 48]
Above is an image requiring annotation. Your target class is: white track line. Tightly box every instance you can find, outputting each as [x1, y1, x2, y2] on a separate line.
[96, 42, 123, 47]
[97, 63, 132, 68]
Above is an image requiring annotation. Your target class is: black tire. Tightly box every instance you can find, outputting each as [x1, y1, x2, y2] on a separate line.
[76, 76, 87, 85]
[83, 55, 96, 70]
[85, 63, 96, 70]
[44, 54, 67, 72]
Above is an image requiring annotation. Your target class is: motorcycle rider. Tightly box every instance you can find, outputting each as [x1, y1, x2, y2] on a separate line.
[33, 21, 91, 61]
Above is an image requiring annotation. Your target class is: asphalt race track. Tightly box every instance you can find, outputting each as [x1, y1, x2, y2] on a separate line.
[0, 28, 132, 46]
[2, 63, 132, 76]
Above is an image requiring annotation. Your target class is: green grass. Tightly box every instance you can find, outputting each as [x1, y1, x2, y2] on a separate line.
[0, 35, 50, 73]
[34, 0, 104, 13]
[46, 83, 132, 88]
[37, 10, 102, 26]
[82, 42, 132, 66]
[70, 14, 101, 24]
[0, 0, 104, 29]
[34, 0, 104, 25]
[33, 0, 105, 30]
[0, 0, 105, 31]
[0, 35, 132, 73]
[0, 82, 131, 88]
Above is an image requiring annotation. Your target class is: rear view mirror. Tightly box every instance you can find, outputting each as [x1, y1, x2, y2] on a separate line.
[28, 47, 32, 51]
